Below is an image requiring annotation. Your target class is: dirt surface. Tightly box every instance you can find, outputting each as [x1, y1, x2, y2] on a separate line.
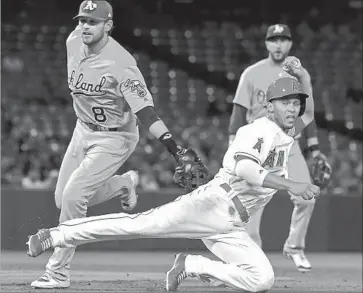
[1, 250, 362, 293]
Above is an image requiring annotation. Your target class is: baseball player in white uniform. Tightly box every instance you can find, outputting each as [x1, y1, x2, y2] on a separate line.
[229, 24, 330, 272]
[27, 69, 320, 292]
[30, 1, 205, 289]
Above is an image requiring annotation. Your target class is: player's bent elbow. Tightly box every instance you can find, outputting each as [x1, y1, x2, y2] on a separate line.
[235, 159, 268, 187]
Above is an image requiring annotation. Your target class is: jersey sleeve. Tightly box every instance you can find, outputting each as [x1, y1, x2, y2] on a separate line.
[232, 68, 253, 109]
[66, 25, 82, 44]
[231, 123, 273, 165]
[116, 66, 154, 113]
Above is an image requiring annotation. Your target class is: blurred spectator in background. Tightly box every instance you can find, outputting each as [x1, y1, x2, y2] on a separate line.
[328, 144, 363, 196]
[2, 52, 24, 73]
[21, 167, 58, 190]
[138, 162, 160, 191]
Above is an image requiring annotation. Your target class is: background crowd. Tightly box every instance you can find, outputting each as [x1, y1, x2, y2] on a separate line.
[1, 0, 362, 196]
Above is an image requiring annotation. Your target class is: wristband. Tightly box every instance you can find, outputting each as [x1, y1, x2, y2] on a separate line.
[159, 132, 179, 157]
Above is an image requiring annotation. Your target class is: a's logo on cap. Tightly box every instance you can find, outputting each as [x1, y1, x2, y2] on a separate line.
[273, 24, 284, 34]
[84, 1, 97, 11]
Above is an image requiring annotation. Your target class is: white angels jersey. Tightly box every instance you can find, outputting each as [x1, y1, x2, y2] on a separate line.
[215, 117, 294, 216]
[66, 26, 154, 132]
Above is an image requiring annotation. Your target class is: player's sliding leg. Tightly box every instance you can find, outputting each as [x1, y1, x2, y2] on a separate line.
[27, 183, 241, 255]
[284, 142, 314, 272]
[32, 171, 138, 289]
[165, 230, 274, 292]
[37, 172, 138, 288]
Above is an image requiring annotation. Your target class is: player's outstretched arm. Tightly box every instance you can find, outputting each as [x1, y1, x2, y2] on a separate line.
[235, 158, 320, 200]
[136, 106, 183, 160]
[136, 106, 209, 191]
[263, 171, 320, 200]
[119, 66, 208, 191]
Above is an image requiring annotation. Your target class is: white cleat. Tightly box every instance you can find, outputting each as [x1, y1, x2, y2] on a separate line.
[119, 170, 139, 212]
[166, 253, 188, 291]
[283, 250, 312, 273]
[26, 229, 53, 257]
[31, 272, 70, 289]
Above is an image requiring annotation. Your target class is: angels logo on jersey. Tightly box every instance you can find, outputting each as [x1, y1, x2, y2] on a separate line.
[123, 79, 147, 97]
[253, 137, 264, 153]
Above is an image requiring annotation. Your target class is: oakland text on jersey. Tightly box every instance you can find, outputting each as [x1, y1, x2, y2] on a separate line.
[69, 70, 107, 96]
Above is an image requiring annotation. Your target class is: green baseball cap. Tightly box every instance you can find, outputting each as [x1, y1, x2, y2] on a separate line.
[265, 24, 292, 40]
[74, 0, 113, 21]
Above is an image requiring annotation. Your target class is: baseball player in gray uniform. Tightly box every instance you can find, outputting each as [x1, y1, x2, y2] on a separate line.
[31, 1, 204, 288]
[229, 24, 330, 272]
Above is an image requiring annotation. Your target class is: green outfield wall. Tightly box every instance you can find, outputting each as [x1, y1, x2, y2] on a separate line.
[1, 187, 361, 252]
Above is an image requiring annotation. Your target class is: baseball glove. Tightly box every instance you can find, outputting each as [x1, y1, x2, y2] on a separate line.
[173, 148, 209, 192]
[310, 153, 332, 188]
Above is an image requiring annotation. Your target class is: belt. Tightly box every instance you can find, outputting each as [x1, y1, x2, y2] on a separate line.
[82, 121, 123, 132]
[219, 183, 249, 223]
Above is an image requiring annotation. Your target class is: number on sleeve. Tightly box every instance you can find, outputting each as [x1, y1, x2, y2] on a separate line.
[92, 107, 107, 122]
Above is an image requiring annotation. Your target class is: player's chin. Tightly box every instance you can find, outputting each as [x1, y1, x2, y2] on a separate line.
[284, 117, 296, 128]
[272, 53, 285, 62]
[82, 36, 94, 44]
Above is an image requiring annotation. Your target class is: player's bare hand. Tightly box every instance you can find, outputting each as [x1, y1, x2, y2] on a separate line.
[282, 56, 305, 79]
[288, 182, 320, 200]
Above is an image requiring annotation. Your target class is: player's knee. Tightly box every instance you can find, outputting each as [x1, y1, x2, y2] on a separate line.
[54, 190, 62, 210]
[291, 194, 316, 207]
[234, 265, 274, 292]
[294, 197, 315, 211]
[55, 195, 61, 210]
[60, 188, 88, 212]
[62, 196, 86, 209]
[255, 271, 275, 292]
[248, 269, 275, 292]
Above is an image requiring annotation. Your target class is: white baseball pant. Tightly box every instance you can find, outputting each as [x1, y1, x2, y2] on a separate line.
[50, 180, 275, 292]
